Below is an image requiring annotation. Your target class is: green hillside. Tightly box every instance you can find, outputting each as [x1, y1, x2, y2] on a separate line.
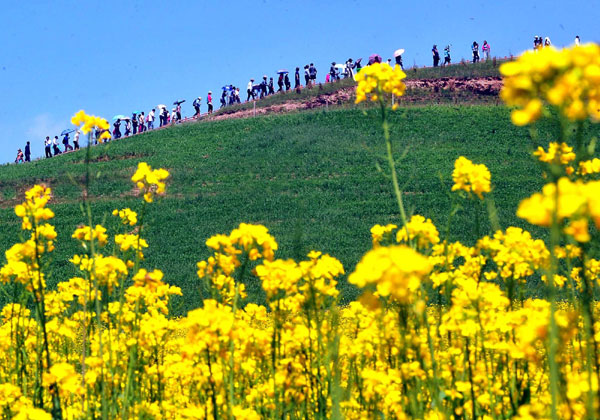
[0, 104, 588, 313]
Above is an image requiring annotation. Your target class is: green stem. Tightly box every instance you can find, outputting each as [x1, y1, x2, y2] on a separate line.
[380, 99, 408, 229]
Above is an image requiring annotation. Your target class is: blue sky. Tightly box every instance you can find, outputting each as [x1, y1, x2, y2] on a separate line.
[0, 0, 597, 164]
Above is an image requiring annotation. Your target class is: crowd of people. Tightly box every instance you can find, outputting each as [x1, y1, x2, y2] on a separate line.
[15, 35, 585, 164]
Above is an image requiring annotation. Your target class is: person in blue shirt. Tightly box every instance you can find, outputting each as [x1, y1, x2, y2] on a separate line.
[443, 45, 451, 66]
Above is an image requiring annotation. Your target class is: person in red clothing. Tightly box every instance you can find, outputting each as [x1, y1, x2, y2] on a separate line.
[482, 40, 491, 60]
[207, 91, 213, 114]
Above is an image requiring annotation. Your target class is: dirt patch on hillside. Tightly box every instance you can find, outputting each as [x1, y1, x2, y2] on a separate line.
[405, 77, 502, 95]
[208, 77, 502, 121]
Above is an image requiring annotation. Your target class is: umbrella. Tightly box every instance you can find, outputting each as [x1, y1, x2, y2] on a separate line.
[132, 110, 141, 114]
[60, 129, 74, 136]
[335, 64, 346, 70]
[394, 48, 405, 58]
[277, 69, 289, 74]
[368, 54, 382, 65]
[113, 114, 126, 121]
[173, 99, 186, 105]
[222, 85, 232, 91]
[120, 117, 131, 121]
[157, 104, 167, 109]
[356, 58, 362, 65]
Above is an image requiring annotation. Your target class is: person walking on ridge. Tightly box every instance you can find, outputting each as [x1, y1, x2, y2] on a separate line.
[309, 63, 317, 85]
[260, 76, 268, 98]
[52, 136, 62, 156]
[15, 149, 24, 163]
[304, 65, 310, 86]
[330, 62, 338, 82]
[113, 119, 122, 139]
[62, 132, 73, 151]
[472, 41, 480, 63]
[268, 77, 275, 95]
[294, 67, 300, 89]
[247, 79, 255, 101]
[138, 112, 146, 133]
[346, 58, 355, 78]
[132, 113, 138, 134]
[148, 109, 155, 129]
[44, 136, 52, 158]
[443, 45, 451, 66]
[24, 141, 31, 162]
[159, 108, 167, 126]
[482, 40, 490, 60]
[432, 45, 440, 67]
[284, 73, 291, 91]
[193, 97, 202, 116]
[74, 130, 80, 149]
[207, 91, 213, 114]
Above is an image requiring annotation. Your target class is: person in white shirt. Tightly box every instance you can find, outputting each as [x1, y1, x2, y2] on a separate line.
[148, 109, 155, 130]
[171, 108, 177, 124]
[52, 136, 62, 156]
[44, 136, 52, 158]
[138, 113, 146, 133]
[74, 130, 80, 150]
[247, 79, 255, 101]
[575, 35, 581, 46]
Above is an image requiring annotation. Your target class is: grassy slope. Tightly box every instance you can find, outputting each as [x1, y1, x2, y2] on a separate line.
[1, 104, 590, 313]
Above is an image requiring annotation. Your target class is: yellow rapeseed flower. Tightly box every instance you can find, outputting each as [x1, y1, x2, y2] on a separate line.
[500, 43, 600, 124]
[349, 245, 431, 303]
[70, 109, 110, 134]
[451, 156, 491, 199]
[355, 62, 406, 104]
[131, 162, 170, 203]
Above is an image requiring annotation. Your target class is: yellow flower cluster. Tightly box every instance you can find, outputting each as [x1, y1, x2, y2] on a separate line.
[478, 227, 549, 282]
[349, 245, 431, 303]
[534, 141, 576, 165]
[396, 214, 440, 249]
[451, 156, 491, 199]
[578, 157, 600, 175]
[500, 43, 600, 125]
[72, 224, 108, 247]
[354, 62, 407, 105]
[14, 185, 54, 230]
[518, 177, 600, 241]
[1, 185, 56, 291]
[71, 109, 111, 140]
[370, 223, 397, 247]
[131, 162, 170, 203]
[197, 223, 278, 304]
[112, 207, 138, 225]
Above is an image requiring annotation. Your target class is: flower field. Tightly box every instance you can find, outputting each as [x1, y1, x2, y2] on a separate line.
[1, 44, 600, 419]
